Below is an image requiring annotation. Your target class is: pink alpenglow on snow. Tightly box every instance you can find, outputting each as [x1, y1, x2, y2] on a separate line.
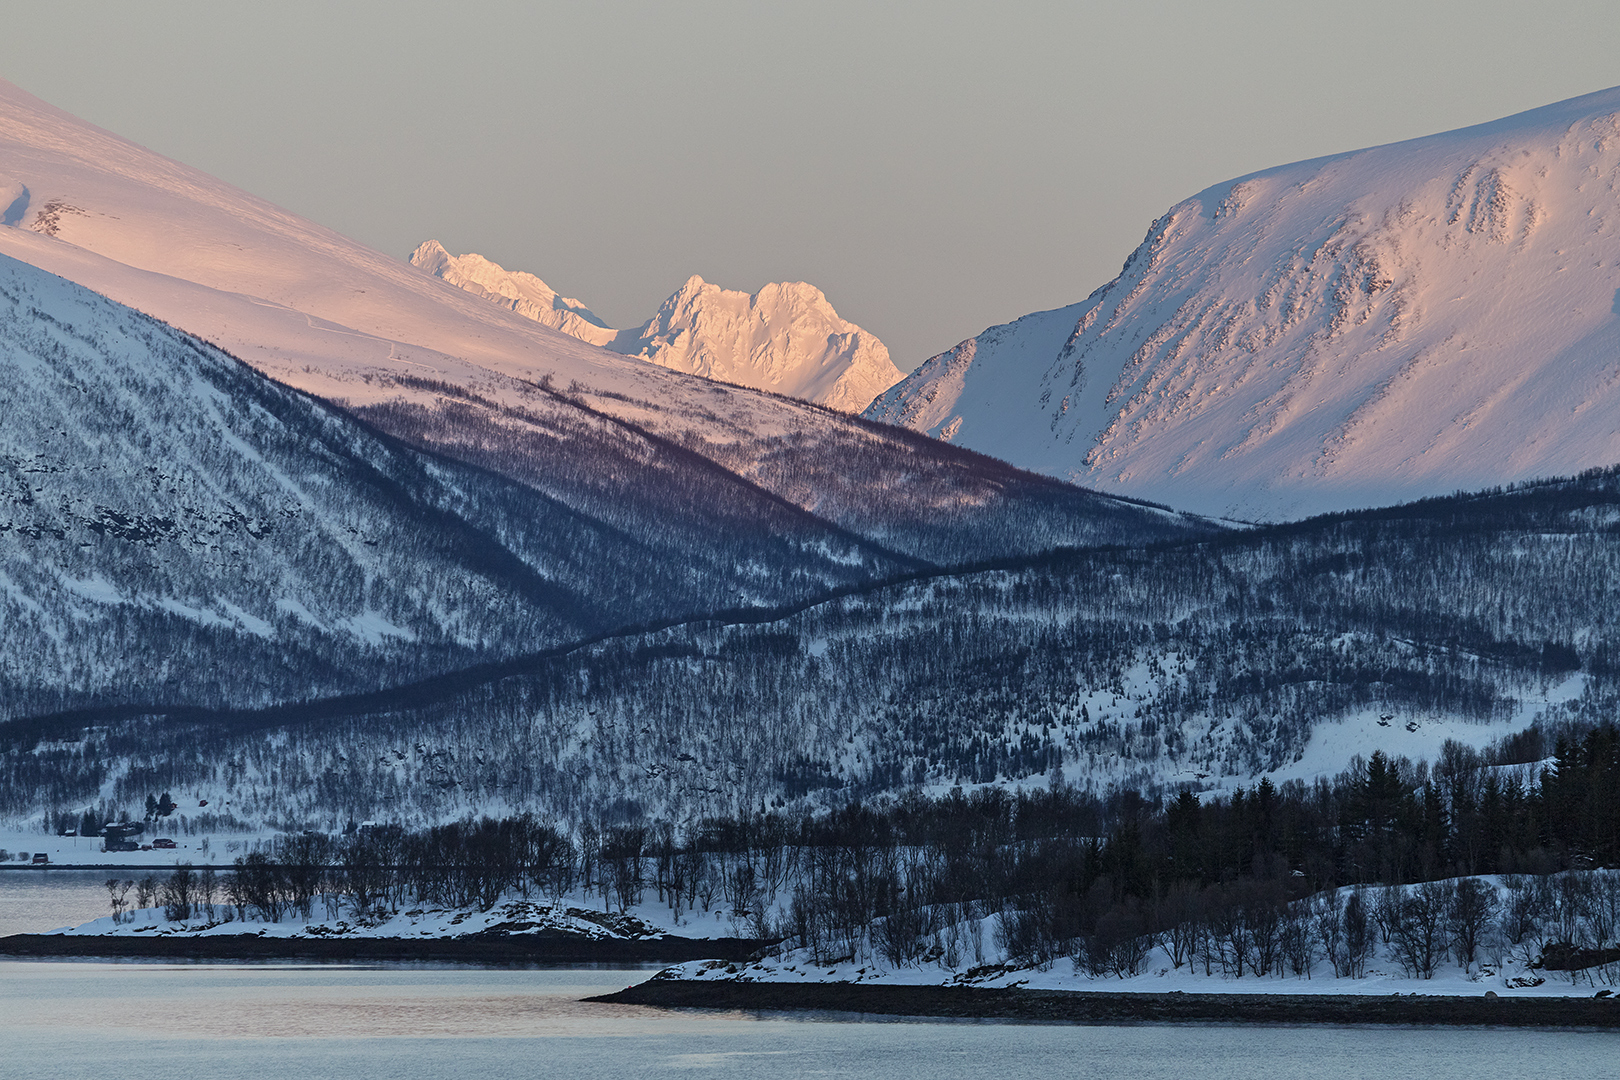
[413, 242, 903, 413]
[867, 86, 1620, 521]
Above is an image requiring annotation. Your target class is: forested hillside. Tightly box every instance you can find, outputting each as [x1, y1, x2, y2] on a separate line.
[10, 466, 1620, 830]
[0, 252, 1218, 722]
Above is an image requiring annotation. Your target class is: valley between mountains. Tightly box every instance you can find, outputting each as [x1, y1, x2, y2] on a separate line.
[5, 76, 1620, 1000]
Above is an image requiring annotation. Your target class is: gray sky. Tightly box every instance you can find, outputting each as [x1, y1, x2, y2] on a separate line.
[3, 1, 1617, 369]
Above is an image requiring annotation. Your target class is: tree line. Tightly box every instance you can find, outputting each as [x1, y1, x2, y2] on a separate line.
[114, 724, 1620, 983]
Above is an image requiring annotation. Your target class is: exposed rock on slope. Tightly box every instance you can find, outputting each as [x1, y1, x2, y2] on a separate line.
[868, 87, 1620, 520]
[412, 242, 903, 412]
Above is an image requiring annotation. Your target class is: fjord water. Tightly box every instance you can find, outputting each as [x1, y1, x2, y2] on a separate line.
[0, 869, 130, 936]
[4, 962, 1616, 1080]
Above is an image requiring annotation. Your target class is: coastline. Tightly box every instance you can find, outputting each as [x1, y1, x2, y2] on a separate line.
[589, 979, 1620, 1028]
[0, 932, 769, 965]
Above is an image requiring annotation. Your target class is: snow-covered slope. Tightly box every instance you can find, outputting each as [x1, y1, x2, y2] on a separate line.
[0, 252, 628, 714]
[412, 242, 903, 412]
[407, 240, 617, 347]
[868, 87, 1620, 520]
[621, 274, 903, 413]
[0, 76, 724, 424]
[0, 77, 1189, 572]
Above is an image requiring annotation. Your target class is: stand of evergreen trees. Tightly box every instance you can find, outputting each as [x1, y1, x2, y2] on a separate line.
[117, 724, 1620, 981]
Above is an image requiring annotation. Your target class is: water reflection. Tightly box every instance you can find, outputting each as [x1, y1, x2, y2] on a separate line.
[0, 869, 124, 936]
[4, 960, 1619, 1080]
[4, 963, 675, 1040]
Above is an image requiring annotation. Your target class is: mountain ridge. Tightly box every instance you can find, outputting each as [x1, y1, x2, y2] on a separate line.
[0, 75, 1201, 585]
[867, 85, 1620, 520]
[411, 240, 903, 412]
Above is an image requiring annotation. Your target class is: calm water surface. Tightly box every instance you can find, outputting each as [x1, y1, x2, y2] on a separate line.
[0, 869, 125, 935]
[3, 962, 1615, 1080]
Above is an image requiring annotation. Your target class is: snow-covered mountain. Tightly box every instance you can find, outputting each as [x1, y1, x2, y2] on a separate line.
[0, 76, 1198, 584]
[411, 241, 903, 412]
[0, 252, 619, 715]
[617, 274, 904, 414]
[406, 240, 618, 347]
[867, 87, 1620, 521]
[0, 78, 1218, 725]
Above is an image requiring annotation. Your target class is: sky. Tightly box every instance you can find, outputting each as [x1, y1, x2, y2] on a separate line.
[2, 1, 1617, 370]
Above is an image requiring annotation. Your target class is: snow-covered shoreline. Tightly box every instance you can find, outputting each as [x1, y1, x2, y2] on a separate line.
[16, 887, 1613, 1002]
[653, 947, 1595, 1000]
[0, 895, 770, 965]
[55, 898, 664, 941]
[595, 978, 1620, 1029]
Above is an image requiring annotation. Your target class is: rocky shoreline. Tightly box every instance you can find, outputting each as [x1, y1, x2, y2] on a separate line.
[0, 932, 768, 965]
[590, 979, 1620, 1028]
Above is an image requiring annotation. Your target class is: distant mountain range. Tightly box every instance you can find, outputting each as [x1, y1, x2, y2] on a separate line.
[411, 241, 902, 413]
[868, 87, 1620, 521]
[5, 75, 1620, 831]
[0, 77, 1202, 724]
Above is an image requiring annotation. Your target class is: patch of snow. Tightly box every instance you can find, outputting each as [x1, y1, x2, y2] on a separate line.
[57, 573, 124, 605]
[345, 611, 416, 645]
[274, 597, 324, 628]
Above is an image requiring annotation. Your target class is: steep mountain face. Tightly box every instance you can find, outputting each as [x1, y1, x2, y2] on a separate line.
[412, 241, 903, 412]
[0, 77, 1187, 583]
[868, 87, 1620, 521]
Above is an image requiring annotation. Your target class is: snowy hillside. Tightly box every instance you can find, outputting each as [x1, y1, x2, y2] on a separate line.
[407, 240, 618, 347]
[0, 77, 1188, 572]
[1, 251, 1203, 723]
[412, 241, 903, 412]
[868, 87, 1620, 520]
[15, 466, 1620, 827]
[0, 253, 635, 714]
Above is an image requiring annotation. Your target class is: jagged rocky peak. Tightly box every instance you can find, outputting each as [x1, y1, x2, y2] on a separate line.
[408, 240, 616, 347]
[625, 273, 903, 413]
[867, 86, 1620, 521]
[413, 245, 903, 412]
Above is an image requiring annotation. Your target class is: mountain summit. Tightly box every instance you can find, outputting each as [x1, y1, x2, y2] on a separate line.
[867, 87, 1620, 520]
[412, 244, 903, 412]
[408, 240, 615, 346]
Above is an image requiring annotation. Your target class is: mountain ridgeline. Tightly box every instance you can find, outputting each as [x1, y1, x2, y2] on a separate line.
[868, 87, 1620, 521]
[410, 241, 904, 413]
[0, 252, 1202, 724]
[6, 77, 1620, 847]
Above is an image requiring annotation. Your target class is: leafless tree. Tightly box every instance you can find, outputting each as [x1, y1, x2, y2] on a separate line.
[161, 863, 196, 922]
[1341, 888, 1372, 978]
[134, 874, 159, 914]
[1447, 876, 1499, 972]
[1391, 881, 1450, 978]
